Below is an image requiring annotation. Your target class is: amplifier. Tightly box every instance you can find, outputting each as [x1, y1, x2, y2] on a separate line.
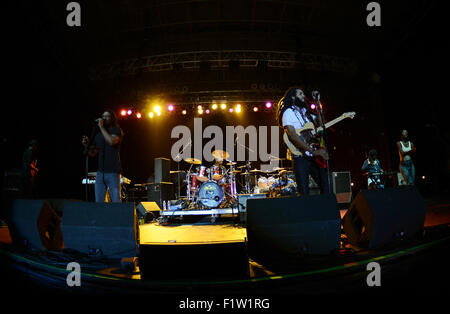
[332, 171, 352, 203]
[154, 158, 171, 183]
[147, 182, 174, 209]
[237, 194, 267, 222]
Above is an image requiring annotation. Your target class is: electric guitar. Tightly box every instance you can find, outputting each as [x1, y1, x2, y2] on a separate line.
[30, 160, 39, 182]
[283, 111, 356, 158]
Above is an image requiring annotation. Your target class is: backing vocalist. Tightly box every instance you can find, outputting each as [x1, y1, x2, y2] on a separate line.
[82, 110, 124, 202]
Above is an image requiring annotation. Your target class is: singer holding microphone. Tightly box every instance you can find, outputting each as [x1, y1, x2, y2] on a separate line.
[82, 110, 124, 202]
[277, 87, 330, 195]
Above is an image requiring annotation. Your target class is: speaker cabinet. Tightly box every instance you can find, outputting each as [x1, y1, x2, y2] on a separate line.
[342, 187, 426, 249]
[154, 158, 171, 183]
[6, 199, 63, 251]
[147, 182, 174, 209]
[237, 194, 267, 223]
[332, 171, 352, 203]
[139, 242, 249, 280]
[60, 202, 137, 258]
[246, 194, 341, 260]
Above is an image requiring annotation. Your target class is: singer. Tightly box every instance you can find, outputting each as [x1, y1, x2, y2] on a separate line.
[82, 110, 124, 202]
[277, 87, 330, 195]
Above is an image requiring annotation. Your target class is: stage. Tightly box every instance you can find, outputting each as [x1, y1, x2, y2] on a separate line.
[1, 193, 450, 297]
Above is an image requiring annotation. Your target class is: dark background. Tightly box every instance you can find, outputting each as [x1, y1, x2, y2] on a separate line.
[3, 0, 449, 201]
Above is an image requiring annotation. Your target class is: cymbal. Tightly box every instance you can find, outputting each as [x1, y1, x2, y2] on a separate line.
[240, 172, 250, 175]
[184, 157, 201, 165]
[170, 170, 186, 174]
[237, 165, 248, 169]
[212, 150, 230, 160]
[249, 169, 261, 173]
[269, 157, 286, 161]
[273, 167, 285, 171]
[226, 162, 237, 166]
[232, 170, 241, 174]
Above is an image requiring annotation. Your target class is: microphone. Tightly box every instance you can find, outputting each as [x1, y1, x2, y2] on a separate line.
[312, 91, 320, 100]
[95, 118, 103, 123]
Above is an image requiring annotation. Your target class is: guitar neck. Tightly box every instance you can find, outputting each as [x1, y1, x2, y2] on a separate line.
[317, 115, 349, 132]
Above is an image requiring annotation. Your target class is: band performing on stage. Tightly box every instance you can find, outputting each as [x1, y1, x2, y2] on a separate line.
[79, 87, 414, 217]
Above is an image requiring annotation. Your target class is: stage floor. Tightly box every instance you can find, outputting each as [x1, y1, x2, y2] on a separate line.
[139, 222, 247, 245]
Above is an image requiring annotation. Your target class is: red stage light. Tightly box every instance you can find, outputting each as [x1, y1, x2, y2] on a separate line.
[265, 102, 272, 109]
[182, 110, 187, 115]
[136, 113, 142, 119]
[127, 109, 132, 115]
[253, 106, 258, 112]
[310, 103, 316, 110]
[168, 104, 174, 112]
[120, 110, 127, 116]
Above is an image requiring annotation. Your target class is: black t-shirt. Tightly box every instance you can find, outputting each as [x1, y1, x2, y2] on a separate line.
[94, 126, 123, 173]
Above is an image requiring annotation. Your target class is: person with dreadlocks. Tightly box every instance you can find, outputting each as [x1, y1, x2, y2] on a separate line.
[277, 87, 330, 195]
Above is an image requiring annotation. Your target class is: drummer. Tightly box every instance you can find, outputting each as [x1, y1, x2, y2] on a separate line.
[212, 157, 226, 183]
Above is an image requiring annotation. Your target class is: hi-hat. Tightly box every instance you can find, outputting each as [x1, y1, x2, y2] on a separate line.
[226, 161, 237, 166]
[212, 150, 230, 160]
[184, 157, 201, 165]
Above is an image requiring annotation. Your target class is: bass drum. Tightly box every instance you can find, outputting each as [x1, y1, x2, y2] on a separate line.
[198, 181, 224, 208]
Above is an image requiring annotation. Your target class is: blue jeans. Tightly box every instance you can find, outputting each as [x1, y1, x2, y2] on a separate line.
[400, 160, 415, 185]
[293, 156, 330, 195]
[95, 172, 121, 202]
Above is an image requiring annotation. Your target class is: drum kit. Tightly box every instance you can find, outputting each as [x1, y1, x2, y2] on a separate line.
[179, 150, 297, 209]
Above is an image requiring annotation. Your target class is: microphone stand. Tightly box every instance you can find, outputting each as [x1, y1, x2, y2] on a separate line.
[83, 125, 98, 202]
[314, 93, 332, 194]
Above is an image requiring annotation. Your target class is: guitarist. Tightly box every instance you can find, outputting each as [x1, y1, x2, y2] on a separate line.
[277, 87, 330, 195]
[22, 139, 39, 198]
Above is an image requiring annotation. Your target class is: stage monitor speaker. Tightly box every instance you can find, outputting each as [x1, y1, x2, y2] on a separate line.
[60, 202, 137, 258]
[136, 201, 161, 221]
[147, 182, 174, 209]
[154, 158, 171, 183]
[246, 194, 341, 260]
[332, 171, 352, 203]
[342, 186, 426, 249]
[6, 199, 63, 251]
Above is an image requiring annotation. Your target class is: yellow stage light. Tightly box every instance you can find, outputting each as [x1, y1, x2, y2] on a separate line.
[212, 104, 218, 110]
[221, 103, 227, 110]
